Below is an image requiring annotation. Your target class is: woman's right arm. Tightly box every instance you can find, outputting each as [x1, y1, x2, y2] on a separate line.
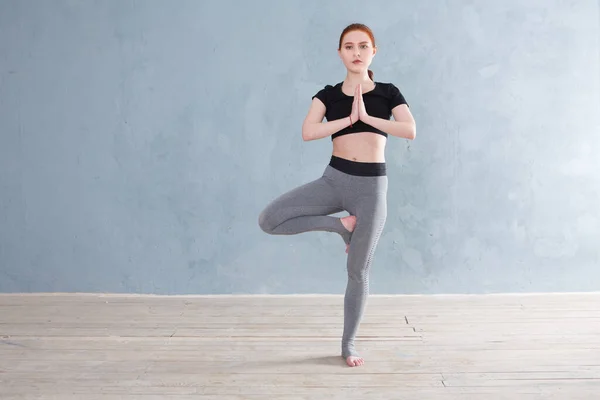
[301, 98, 354, 141]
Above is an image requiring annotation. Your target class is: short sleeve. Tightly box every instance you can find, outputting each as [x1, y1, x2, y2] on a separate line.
[312, 85, 332, 106]
[389, 83, 408, 108]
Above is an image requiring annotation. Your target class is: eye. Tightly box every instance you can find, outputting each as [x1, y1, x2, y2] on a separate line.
[345, 46, 352, 50]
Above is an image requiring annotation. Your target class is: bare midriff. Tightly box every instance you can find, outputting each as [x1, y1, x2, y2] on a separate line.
[331, 132, 387, 163]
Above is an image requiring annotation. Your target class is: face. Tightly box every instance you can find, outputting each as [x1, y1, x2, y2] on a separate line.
[338, 30, 376, 73]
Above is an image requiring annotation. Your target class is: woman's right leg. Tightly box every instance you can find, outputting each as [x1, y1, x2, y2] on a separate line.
[258, 170, 352, 244]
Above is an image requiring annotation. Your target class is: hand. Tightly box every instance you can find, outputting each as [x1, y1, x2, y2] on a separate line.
[356, 84, 368, 120]
[350, 87, 359, 125]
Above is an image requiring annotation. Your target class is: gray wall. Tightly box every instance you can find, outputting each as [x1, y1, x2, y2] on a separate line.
[1, 0, 599, 294]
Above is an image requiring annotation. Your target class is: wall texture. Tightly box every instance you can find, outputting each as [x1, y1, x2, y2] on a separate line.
[1, 0, 599, 294]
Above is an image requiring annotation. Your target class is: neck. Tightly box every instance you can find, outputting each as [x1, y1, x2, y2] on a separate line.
[344, 70, 372, 86]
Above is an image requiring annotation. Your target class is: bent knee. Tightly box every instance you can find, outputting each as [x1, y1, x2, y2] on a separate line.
[258, 209, 275, 234]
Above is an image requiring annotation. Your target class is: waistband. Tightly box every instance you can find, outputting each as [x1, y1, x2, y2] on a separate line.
[328, 155, 386, 177]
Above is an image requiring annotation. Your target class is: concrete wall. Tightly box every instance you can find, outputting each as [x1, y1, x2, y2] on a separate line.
[1, 0, 599, 294]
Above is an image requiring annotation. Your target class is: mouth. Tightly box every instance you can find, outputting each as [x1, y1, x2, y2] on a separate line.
[352, 60, 362, 64]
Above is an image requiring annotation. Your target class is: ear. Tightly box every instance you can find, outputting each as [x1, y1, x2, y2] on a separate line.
[372, 46, 377, 57]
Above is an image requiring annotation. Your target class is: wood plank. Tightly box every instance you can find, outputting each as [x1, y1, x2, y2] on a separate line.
[0, 293, 599, 399]
[1, 385, 598, 397]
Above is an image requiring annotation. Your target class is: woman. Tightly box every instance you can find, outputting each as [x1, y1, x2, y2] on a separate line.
[258, 23, 416, 367]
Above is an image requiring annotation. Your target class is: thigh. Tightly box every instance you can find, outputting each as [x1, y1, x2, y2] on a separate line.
[349, 192, 387, 238]
[259, 176, 344, 225]
[345, 175, 388, 228]
[345, 190, 387, 276]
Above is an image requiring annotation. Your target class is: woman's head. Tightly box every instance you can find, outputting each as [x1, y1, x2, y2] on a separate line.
[337, 23, 377, 80]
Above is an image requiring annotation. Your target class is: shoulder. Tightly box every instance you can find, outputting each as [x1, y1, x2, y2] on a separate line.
[311, 83, 340, 105]
[375, 81, 408, 107]
[374, 82, 403, 96]
[312, 83, 335, 96]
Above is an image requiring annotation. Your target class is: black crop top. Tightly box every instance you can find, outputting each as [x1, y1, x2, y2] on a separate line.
[312, 82, 408, 140]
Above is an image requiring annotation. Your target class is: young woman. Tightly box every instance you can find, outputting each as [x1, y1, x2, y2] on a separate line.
[258, 23, 416, 367]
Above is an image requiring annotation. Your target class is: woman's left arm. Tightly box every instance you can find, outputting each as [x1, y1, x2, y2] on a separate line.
[361, 104, 416, 140]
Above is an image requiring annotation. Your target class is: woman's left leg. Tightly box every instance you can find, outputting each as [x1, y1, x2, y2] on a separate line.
[340, 177, 388, 366]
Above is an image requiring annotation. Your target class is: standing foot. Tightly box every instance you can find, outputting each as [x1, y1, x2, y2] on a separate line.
[342, 341, 363, 367]
[345, 355, 365, 367]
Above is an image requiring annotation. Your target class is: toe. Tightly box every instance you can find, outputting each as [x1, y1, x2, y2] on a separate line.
[346, 356, 364, 367]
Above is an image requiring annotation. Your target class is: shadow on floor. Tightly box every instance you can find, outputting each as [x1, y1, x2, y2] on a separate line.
[218, 355, 348, 371]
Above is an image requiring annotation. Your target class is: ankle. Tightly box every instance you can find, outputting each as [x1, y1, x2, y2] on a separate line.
[342, 342, 359, 358]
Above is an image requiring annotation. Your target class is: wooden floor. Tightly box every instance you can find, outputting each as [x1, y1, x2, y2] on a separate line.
[1, 293, 599, 399]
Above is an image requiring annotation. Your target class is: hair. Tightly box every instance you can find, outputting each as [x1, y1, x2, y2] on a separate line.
[338, 23, 376, 81]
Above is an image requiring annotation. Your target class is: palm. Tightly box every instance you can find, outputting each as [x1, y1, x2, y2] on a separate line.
[351, 93, 359, 123]
[357, 84, 368, 119]
[350, 84, 368, 123]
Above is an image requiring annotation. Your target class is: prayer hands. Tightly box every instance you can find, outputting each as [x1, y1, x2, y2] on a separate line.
[350, 84, 368, 124]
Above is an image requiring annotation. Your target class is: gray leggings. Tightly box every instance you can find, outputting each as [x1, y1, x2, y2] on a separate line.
[258, 156, 388, 358]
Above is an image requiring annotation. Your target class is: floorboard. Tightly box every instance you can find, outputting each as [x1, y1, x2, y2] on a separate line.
[1, 292, 599, 399]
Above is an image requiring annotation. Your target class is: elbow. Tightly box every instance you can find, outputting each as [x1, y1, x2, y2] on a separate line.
[301, 124, 313, 141]
[407, 124, 416, 140]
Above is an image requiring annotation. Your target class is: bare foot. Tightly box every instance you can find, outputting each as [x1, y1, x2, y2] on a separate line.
[340, 215, 357, 232]
[340, 215, 356, 253]
[346, 355, 365, 367]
